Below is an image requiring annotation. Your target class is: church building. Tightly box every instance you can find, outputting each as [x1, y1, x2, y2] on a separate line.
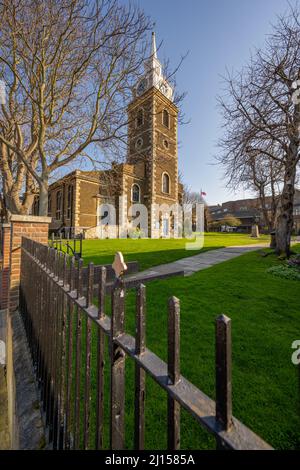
[42, 33, 183, 238]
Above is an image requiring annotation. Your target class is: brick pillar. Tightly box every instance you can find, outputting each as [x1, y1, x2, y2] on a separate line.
[0, 223, 12, 310]
[9, 215, 51, 312]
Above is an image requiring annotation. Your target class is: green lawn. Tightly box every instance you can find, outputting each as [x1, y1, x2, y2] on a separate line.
[80, 232, 270, 270]
[74, 241, 300, 450]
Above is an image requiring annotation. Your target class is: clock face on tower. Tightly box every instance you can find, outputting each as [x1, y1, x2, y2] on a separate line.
[158, 80, 172, 100]
[161, 82, 168, 96]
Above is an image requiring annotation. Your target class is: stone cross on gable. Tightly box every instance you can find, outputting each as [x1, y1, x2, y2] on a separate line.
[112, 251, 128, 278]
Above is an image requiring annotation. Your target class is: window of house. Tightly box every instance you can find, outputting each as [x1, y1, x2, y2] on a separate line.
[132, 184, 140, 203]
[294, 206, 300, 215]
[56, 190, 62, 220]
[162, 109, 170, 128]
[67, 185, 73, 219]
[136, 108, 143, 128]
[48, 194, 52, 216]
[162, 173, 170, 194]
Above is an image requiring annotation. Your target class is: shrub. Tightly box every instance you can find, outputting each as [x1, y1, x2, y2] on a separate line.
[128, 227, 145, 239]
[221, 214, 242, 227]
[287, 254, 300, 270]
[267, 264, 300, 281]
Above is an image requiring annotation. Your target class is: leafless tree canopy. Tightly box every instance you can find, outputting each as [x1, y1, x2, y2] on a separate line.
[217, 3, 300, 255]
[0, 0, 151, 215]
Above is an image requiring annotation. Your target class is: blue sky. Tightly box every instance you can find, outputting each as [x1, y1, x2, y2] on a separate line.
[136, 0, 292, 204]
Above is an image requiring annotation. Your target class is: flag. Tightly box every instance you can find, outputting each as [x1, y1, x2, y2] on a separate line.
[201, 191, 207, 197]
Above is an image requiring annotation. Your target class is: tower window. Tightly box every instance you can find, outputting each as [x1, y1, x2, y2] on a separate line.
[162, 109, 170, 128]
[162, 173, 170, 194]
[136, 108, 144, 128]
[56, 190, 62, 220]
[132, 184, 141, 203]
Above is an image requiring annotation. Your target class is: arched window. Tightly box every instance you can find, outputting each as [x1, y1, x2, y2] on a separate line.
[136, 108, 143, 128]
[162, 173, 170, 194]
[67, 185, 73, 219]
[132, 184, 140, 203]
[56, 190, 62, 220]
[162, 109, 170, 128]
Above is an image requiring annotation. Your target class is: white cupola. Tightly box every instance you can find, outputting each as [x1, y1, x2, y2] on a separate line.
[135, 32, 174, 101]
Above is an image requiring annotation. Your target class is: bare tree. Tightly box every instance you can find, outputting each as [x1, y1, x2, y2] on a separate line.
[183, 185, 210, 232]
[245, 151, 283, 233]
[217, 4, 300, 256]
[224, 144, 283, 234]
[0, 0, 151, 215]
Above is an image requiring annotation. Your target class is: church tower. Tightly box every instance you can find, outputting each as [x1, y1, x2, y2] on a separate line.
[127, 32, 180, 237]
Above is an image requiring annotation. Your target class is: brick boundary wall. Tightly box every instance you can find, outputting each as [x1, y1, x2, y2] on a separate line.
[0, 216, 51, 312]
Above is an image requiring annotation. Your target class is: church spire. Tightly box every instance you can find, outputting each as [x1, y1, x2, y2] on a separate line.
[135, 32, 174, 101]
[151, 31, 158, 59]
[145, 31, 161, 72]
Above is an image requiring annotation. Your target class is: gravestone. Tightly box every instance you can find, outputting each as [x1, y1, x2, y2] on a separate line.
[251, 224, 260, 238]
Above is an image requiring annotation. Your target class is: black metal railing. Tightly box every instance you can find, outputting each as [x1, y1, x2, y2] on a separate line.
[50, 233, 83, 260]
[19, 237, 273, 450]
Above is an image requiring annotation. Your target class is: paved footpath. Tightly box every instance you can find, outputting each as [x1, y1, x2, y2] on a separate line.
[125, 244, 269, 283]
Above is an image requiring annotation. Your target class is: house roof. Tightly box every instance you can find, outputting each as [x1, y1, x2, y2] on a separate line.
[210, 209, 260, 221]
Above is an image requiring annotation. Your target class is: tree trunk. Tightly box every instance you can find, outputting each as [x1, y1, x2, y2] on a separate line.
[1, 143, 36, 215]
[3, 191, 19, 214]
[270, 230, 276, 249]
[275, 156, 296, 257]
[257, 182, 278, 249]
[39, 179, 49, 216]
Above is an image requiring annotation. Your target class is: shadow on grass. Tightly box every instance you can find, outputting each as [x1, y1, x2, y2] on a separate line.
[82, 245, 226, 271]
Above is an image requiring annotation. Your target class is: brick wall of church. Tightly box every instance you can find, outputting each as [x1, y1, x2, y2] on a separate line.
[78, 180, 99, 228]
[127, 95, 153, 163]
[152, 92, 178, 205]
[127, 89, 179, 206]
[47, 176, 77, 230]
[47, 171, 100, 232]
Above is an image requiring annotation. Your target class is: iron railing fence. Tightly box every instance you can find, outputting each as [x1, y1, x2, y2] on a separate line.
[49, 233, 83, 260]
[19, 237, 272, 450]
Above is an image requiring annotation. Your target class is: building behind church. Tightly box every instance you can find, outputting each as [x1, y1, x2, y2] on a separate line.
[33, 33, 184, 238]
[209, 190, 300, 234]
